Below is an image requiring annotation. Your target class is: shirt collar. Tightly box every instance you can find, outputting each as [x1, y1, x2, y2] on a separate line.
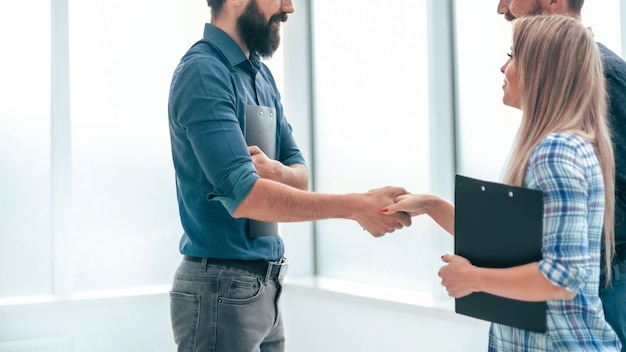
[203, 23, 252, 67]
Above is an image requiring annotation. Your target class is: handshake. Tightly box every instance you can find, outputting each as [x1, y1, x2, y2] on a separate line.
[246, 147, 454, 237]
[353, 187, 454, 238]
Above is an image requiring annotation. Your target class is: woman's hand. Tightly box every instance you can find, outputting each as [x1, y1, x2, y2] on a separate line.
[381, 194, 455, 235]
[381, 193, 430, 217]
[438, 254, 477, 298]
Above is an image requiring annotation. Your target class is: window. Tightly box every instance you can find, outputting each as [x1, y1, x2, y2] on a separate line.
[310, 0, 625, 298]
[0, 0, 212, 298]
[66, 0, 199, 291]
[2, 0, 623, 302]
[0, 1, 52, 297]
[454, 2, 521, 181]
[311, 0, 449, 294]
[455, 1, 623, 181]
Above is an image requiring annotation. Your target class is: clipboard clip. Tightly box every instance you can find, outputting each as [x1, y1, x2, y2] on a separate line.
[479, 185, 515, 198]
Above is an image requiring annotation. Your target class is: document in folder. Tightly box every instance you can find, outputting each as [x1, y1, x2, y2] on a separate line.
[246, 105, 279, 238]
[454, 175, 546, 332]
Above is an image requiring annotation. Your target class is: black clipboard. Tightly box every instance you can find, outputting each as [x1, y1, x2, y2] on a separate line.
[454, 175, 547, 332]
[245, 105, 279, 238]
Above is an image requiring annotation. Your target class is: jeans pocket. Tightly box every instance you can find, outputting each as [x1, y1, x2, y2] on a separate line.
[170, 291, 200, 352]
[219, 276, 264, 305]
[226, 278, 261, 300]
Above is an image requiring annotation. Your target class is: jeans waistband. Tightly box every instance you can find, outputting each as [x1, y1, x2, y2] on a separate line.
[183, 255, 288, 280]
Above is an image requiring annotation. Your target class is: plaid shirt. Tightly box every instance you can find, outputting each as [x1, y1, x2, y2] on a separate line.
[489, 133, 621, 351]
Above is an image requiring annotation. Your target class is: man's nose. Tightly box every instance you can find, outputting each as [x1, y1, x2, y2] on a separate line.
[497, 0, 510, 15]
[281, 0, 294, 14]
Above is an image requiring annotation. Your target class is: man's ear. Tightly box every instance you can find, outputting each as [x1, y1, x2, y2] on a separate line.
[231, 0, 248, 10]
[219, 0, 247, 18]
[544, 0, 568, 14]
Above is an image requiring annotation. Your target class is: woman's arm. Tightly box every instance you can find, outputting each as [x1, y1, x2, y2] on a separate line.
[438, 254, 576, 301]
[382, 194, 455, 235]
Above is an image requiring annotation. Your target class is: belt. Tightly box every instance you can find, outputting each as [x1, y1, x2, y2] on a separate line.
[183, 255, 288, 280]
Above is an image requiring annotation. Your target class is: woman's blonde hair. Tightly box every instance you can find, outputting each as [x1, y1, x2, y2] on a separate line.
[502, 14, 615, 281]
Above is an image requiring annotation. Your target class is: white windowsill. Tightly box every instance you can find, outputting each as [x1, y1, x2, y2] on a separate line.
[0, 277, 455, 316]
[0, 284, 171, 308]
[284, 276, 455, 315]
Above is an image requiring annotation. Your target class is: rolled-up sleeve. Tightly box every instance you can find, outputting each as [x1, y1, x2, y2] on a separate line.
[170, 56, 259, 215]
[527, 137, 596, 292]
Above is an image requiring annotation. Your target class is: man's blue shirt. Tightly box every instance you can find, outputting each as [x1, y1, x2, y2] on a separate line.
[168, 23, 306, 261]
[598, 42, 626, 249]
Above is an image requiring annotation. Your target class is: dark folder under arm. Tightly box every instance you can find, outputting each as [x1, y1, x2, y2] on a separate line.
[245, 105, 279, 238]
[454, 175, 546, 332]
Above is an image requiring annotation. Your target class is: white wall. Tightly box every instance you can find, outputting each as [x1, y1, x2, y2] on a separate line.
[283, 284, 490, 352]
[0, 293, 176, 352]
[0, 284, 489, 352]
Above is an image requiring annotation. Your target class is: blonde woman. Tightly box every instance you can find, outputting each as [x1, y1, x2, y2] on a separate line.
[383, 15, 621, 351]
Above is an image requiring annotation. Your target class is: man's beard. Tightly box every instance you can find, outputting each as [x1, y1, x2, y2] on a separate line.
[527, 0, 545, 16]
[237, 0, 287, 59]
[504, 0, 544, 21]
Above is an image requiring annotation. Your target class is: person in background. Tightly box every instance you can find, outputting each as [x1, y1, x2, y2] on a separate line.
[167, 0, 411, 351]
[383, 14, 621, 351]
[496, 1, 626, 349]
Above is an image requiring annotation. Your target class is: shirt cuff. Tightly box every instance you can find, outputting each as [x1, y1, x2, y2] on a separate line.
[538, 258, 590, 293]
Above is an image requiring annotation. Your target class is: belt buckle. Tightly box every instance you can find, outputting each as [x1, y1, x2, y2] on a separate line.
[269, 257, 288, 279]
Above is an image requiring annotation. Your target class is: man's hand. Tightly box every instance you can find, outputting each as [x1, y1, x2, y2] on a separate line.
[353, 186, 412, 237]
[249, 146, 309, 190]
[249, 145, 281, 180]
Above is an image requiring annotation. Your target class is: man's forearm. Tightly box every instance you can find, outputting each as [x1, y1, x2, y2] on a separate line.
[233, 178, 349, 222]
[233, 178, 412, 237]
[279, 164, 309, 191]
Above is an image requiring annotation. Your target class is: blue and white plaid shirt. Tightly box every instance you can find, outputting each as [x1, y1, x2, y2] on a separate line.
[489, 133, 621, 351]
